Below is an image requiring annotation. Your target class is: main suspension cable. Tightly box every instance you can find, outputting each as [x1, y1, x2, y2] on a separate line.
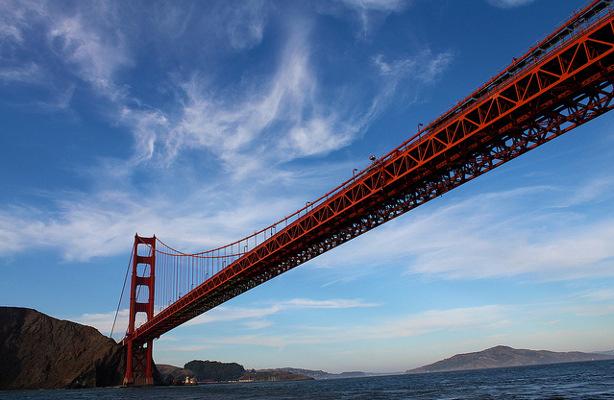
[110, 245, 134, 340]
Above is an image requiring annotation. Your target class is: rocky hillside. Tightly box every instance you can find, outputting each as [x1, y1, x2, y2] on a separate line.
[184, 360, 245, 382]
[276, 367, 334, 379]
[0, 306, 125, 389]
[276, 368, 368, 379]
[408, 345, 614, 374]
[241, 369, 313, 382]
[157, 364, 196, 385]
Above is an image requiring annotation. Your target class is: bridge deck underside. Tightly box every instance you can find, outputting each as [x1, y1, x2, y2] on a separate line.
[132, 13, 614, 345]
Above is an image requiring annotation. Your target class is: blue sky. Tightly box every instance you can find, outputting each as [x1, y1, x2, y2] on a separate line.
[1, 0, 613, 373]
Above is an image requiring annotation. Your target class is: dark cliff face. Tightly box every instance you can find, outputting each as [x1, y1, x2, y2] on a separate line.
[0, 307, 125, 389]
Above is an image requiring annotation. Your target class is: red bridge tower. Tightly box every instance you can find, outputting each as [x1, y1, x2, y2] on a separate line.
[123, 235, 156, 386]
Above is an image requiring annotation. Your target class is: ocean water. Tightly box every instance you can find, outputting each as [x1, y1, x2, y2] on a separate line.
[1, 360, 613, 400]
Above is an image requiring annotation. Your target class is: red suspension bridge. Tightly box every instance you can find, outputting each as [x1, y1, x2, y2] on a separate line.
[113, 0, 614, 385]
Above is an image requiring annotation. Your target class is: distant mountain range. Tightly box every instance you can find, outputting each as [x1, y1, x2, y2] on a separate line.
[158, 364, 375, 383]
[162, 346, 614, 383]
[273, 368, 373, 380]
[407, 345, 614, 374]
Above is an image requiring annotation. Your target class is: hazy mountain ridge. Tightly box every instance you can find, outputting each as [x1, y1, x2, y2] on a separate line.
[241, 369, 314, 382]
[275, 367, 391, 379]
[408, 345, 614, 374]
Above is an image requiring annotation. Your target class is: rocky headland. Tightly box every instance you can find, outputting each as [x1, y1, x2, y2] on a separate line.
[0, 306, 125, 389]
[157, 364, 197, 385]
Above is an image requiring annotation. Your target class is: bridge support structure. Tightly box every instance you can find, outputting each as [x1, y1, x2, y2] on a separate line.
[122, 0, 614, 351]
[123, 234, 156, 386]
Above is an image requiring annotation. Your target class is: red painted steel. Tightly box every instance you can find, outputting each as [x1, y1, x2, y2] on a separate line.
[122, 0, 614, 384]
[123, 235, 156, 386]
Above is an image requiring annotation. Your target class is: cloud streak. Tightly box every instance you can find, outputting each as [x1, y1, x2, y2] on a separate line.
[486, 0, 537, 9]
[71, 297, 378, 337]
[184, 298, 379, 327]
[335, 0, 412, 36]
[48, 11, 131, 97]
[338, 0, 410, 12]
[0, 187, 300, 261]
[155, 24, 450, 176]
[172, 305, 508, 349]
[0, 1, 455, 264]
[313, 184, 614, 281]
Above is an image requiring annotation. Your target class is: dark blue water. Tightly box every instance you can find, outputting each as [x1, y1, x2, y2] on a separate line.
[2, 360, 613, 399]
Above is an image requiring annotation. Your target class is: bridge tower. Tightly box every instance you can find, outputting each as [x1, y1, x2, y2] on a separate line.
[123, 234, 156, 386]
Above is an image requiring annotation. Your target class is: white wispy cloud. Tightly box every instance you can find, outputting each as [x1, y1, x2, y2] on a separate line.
[70, 297, 377, 336]
[48, 8, 131, 99]
[487, 0, 537, 9]
[0, 0, 450, 271]
[73, 309, 131, 340]
[0, 187, 300, 261]
[278, 298, 380, 309]
[1, 0, 454, 185]
[335, 0, 412, 36]
[0, 154, 363, 262]
[564, 304, 614, 318]
[355, 305, 508, 341]
[185, 298, 378, 327]
[0, 2, 79, 110]
[182, 305, 507, 349]
[184, 306, 280, 327]
[575, 288, 614, 302]
[158, 26, 359, 176]
[0, 1, 170, 157]
[243, 320, 273, 330]
[557, 176, 614, 208]
[338, 0, 410, 12]
[2, 168, 613, 288]
[0, 62, 44, 84]
[221, 0, 268, 50]
[313, 185, 614, 281]
[0, 1, 131, 110]
[120, 107, 169, 162]
[0, 0, 45, 44]
[373, 50, 454, 84]
[119, 21, 450, 177]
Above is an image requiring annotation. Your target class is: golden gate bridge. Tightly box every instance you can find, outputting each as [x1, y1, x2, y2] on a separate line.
[111, 0, 614, 385]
